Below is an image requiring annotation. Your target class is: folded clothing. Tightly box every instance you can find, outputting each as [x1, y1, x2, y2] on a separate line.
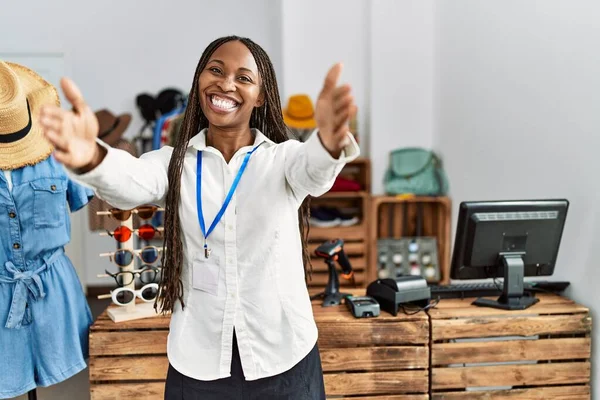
[309, 206, 360, 227]
[329, 176, 362, 192]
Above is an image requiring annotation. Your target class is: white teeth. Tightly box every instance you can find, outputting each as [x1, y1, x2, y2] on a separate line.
[211, 95, 237, 110]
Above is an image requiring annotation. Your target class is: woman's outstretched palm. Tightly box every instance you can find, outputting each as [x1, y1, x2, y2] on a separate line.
[39, 78, 100, 169]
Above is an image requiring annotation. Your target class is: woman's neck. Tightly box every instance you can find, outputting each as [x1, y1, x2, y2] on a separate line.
[206, 125, 254, 163]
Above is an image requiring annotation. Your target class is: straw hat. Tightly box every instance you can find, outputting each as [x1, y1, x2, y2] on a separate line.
[283, 94, 316, 129]
[0, 61, 59, 170]
[95, 109, 132, 146]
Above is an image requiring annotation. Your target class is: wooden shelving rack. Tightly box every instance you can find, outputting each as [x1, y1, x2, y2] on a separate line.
[306, 158, 371, 289]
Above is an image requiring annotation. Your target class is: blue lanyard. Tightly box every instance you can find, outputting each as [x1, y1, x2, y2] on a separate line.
[196, 142, 263, 257]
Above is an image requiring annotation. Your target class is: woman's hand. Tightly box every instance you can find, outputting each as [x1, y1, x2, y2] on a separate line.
[39, 78, 103, 171]
[314, 63, 357, 158]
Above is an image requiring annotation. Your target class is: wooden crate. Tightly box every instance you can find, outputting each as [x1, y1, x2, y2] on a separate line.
[429, 293, 592, 400]
[369, 196, 451, 284]
[89, 288, 429, 400]
[308, 158, 372, 289]
[314, 289, 429, 399]
[89, 310, 170, 400]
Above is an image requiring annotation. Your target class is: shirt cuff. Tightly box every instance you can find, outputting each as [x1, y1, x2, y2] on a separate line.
[65, 139, 115, 187]
[304, 129, 360, 170]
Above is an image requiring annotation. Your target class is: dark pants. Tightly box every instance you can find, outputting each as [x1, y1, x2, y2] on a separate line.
[164, 333, 326, 400]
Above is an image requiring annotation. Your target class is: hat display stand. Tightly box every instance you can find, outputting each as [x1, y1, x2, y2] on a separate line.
[95, 211, 163, 323]
[134, 88, 186, 154]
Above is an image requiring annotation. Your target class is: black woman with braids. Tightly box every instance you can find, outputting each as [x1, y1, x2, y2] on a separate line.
[39, 36, 359, 399]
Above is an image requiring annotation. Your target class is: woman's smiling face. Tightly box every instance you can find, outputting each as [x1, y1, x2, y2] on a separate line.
[198, 40, 264, 129]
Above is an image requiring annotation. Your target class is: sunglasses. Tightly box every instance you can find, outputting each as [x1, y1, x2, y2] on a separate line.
[100, 246, 164, 267]
[97, 205, 164, 221]
[98, 283, 159, 306]
[102, 224, 163, 242]
[100, 266, 161, 287]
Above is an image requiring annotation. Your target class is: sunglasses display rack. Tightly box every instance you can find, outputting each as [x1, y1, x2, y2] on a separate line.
[95, 206, 164, 323]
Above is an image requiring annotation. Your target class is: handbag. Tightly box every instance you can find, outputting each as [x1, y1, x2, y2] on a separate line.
[384, 147, 449, 196]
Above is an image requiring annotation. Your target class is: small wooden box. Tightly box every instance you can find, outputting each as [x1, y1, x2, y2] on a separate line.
[369, 196, 452, 284]
[429, 293, 592, 399]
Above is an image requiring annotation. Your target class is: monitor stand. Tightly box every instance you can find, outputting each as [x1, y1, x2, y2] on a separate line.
[473, 253, 539, 310]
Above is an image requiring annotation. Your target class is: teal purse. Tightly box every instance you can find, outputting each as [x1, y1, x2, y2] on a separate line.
[384, 147, 449, 196]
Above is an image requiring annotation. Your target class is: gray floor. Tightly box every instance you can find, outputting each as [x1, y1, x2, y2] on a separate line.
[10, 297, 111, 400]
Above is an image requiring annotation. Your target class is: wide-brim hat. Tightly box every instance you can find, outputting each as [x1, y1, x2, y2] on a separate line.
[95, 109, 132, 146]
[0, 61, 60, 170]
[283, 94, 316, 129]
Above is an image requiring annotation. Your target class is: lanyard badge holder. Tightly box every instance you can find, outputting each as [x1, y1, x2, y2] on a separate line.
[196, 142, 263, 258]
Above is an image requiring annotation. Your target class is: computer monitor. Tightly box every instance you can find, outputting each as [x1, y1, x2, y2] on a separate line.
[450, 199, 569, 310]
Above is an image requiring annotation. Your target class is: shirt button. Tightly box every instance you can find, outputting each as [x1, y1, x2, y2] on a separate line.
[228, 225, 233, 231]
[9, 212, 16, 218]
[50, 185, 57, 191]
[13, 243, 20, 249]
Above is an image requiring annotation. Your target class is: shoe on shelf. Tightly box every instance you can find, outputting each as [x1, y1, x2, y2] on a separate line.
[325, 206, 360, 226]
[309, 206, 360, 228]
[310, 207, 341, 227]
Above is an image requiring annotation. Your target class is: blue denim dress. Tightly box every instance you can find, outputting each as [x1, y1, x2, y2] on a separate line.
[0, 155, 94, 399]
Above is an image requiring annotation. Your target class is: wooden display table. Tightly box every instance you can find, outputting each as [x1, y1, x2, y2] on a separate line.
[88, 292, 591, 399]
[429, 293, 592, 399]
[89, 289, 429, 399]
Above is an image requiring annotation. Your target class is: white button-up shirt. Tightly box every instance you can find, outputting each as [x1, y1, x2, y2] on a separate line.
[72, 128, 359, 381]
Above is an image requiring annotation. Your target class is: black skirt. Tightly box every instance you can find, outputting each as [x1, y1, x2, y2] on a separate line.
[164, 332, 326, 400]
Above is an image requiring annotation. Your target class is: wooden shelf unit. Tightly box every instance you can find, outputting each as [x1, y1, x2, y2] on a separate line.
[369, 196, 452, 284]
[307, 158, 371, 289]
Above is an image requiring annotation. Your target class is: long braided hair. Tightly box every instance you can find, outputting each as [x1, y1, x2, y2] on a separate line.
[156, 36, 312, 314]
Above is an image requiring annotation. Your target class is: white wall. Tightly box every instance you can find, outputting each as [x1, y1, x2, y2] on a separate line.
[370, 0, 435, 194]
[435, 0, 600, 396]
[281, 0, 370, 154]
[0, 0, 282, 287]
[281, 0, 435, 195]
[1, 0, 283, 139]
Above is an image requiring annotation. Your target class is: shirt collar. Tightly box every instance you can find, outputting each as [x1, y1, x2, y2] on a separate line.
[188, 128, 275, 151]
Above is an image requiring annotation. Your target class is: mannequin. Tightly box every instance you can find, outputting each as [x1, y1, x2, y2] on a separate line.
[0, 61, 94, 399]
